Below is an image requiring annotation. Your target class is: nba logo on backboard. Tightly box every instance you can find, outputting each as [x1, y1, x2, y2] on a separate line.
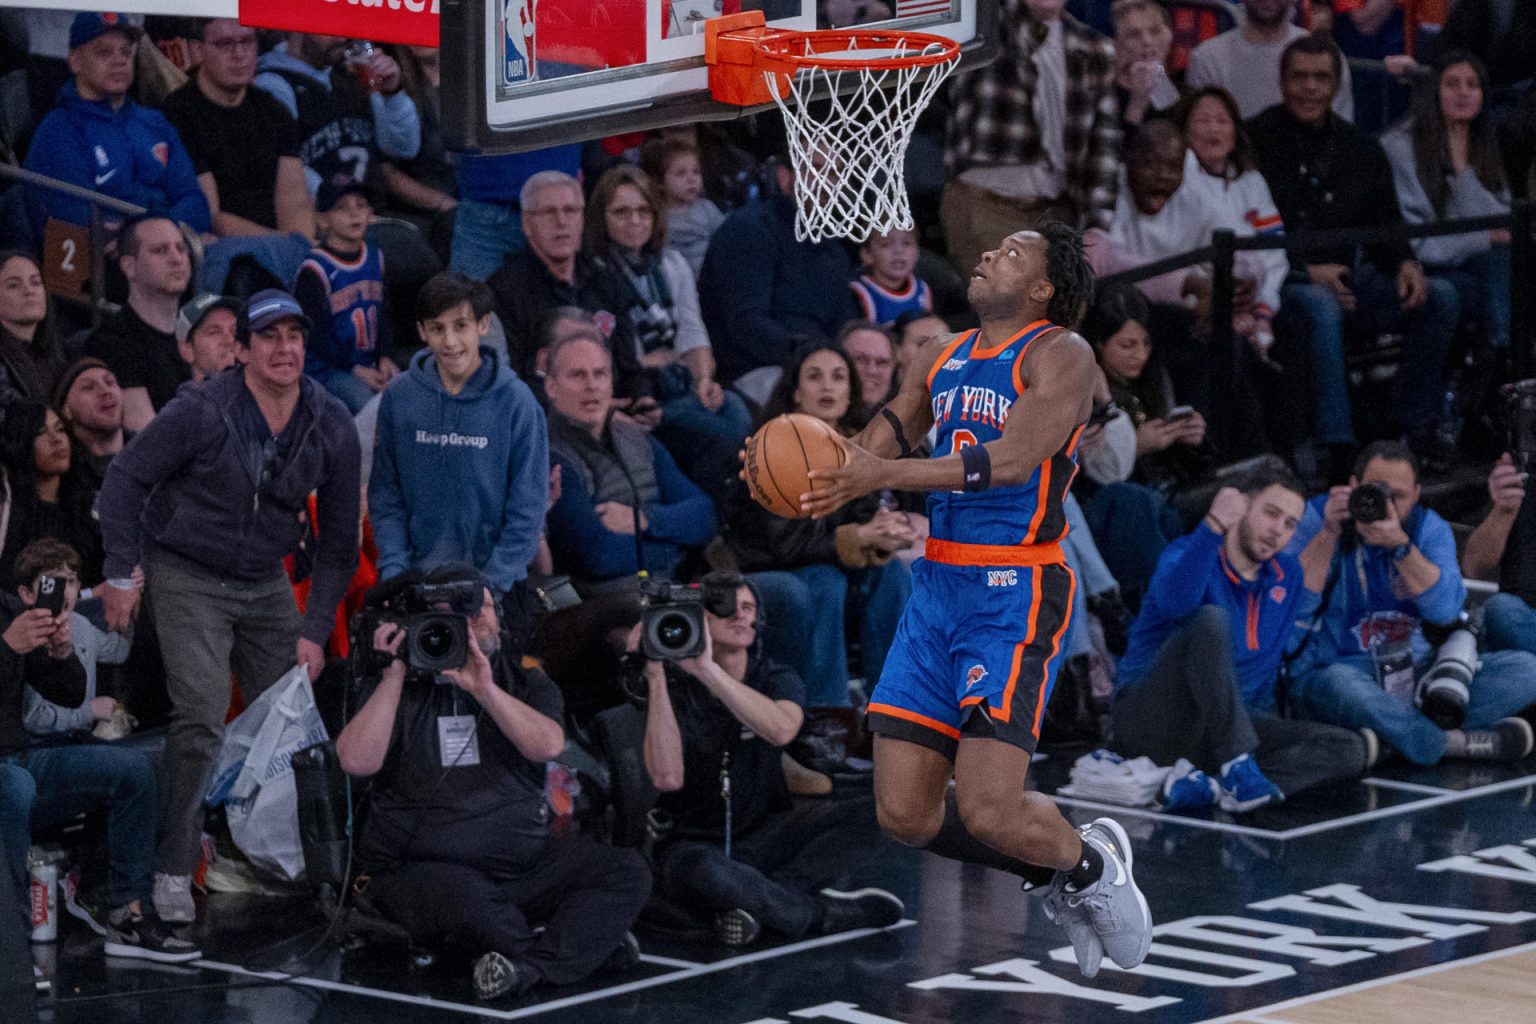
[503, 0, 537, 86]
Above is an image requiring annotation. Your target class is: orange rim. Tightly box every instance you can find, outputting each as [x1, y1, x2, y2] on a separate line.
[753, 29, 961, 71]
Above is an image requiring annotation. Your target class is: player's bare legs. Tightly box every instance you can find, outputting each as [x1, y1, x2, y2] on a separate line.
[953, 738, 1083, 870]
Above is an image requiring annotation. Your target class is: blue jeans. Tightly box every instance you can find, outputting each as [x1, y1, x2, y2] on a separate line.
[1281, 265, 1459, 445]
[785, 561, 913, 706]
[1482, 592, 1536, 655]
[747, 570, 816, 684]
[1431, 245, 1511, 349]
[312, 367, 377, 414]
[449, 199, 527, 280]
[654, 389, 754, 505]
[2, 744, 158, 926]
[1062, 493, 1117, 657]
[1290, 650, 1536, 764]
[201, 232, 312, 293]
[1081, 482, 1180, 608]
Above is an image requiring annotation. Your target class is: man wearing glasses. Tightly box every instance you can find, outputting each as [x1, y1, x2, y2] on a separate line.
[164, 18, 317, 240]
[97, 289, 361, 925]
[486, 171, 653, 408]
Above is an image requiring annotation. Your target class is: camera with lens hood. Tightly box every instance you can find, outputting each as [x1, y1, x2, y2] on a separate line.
[640, 578, 706, 661]
[355, 572, 475, 678]
[1348, 481, 1393, 524]
[633, 302, 679, 354]
[1418, 613, 1478, 730]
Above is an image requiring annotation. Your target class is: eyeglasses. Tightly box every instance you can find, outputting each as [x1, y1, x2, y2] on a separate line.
[607, 205, 655, 221]
[526, 205, 583, 221]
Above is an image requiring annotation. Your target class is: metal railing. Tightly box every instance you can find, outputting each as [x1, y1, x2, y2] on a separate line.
[1097, 202, 1536, 451]
[0, 162, 146, 327]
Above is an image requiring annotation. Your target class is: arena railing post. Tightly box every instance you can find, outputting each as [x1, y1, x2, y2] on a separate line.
[1211, 228, 1237, 453]
[1512, 199, 1534, 381]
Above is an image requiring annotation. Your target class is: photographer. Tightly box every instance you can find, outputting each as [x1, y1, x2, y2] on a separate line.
[1289, 442, 1536, 764]
[336, 564, 650, 1002]
[1462, 453, 1536, 655]
[639, 572, 903, 947]
[1111, 473, 1369, 814]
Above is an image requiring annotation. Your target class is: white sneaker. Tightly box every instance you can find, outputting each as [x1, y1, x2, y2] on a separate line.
[152, 872, 196, 924]
[34, 964, 50, 992]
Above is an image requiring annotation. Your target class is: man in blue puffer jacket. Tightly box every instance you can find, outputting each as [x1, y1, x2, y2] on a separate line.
[23, 13, 209, 235]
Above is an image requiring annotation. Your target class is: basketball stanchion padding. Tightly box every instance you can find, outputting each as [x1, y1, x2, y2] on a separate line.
[744, 413, 849, 519]
[706, 11, 960, 244]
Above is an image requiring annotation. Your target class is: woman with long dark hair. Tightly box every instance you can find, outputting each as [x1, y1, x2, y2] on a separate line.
[1381, 51, 1511, 350]
[0, 401, 103, 588]
[0, 252, 70, 413]
[585, 164, 752, 503]
[726, 343, 913, 707]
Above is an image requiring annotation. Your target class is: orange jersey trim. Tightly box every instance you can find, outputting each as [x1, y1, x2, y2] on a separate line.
[924, 538, 1066, 568]
[926, 331, 974, 391]
[867, 702, 962, 741]
[972, 319, 1050, 360]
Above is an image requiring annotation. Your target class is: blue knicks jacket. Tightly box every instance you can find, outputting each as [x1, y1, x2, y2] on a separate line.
[368, 347, 548, 595]
[1118, 525, 1318, 711]
[25, 81, 209, 233]
[1286, 497, 1465, 676]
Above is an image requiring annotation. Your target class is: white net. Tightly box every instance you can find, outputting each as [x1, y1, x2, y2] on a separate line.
[762, 38, 958, 244]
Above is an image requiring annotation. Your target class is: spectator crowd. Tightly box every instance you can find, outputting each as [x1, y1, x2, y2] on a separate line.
[2, 0, 1536, 1003]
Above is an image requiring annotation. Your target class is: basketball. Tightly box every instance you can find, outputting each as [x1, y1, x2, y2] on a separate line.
[744, 413, 849, 519]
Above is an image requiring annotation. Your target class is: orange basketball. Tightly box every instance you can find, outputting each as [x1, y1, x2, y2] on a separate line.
[744, 413, 849, 519]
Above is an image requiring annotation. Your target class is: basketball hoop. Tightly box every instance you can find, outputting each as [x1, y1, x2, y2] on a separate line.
[707, 13, 961, 244]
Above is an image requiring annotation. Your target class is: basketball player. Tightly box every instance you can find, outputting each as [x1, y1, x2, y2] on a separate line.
[792, 224, 1153, 976]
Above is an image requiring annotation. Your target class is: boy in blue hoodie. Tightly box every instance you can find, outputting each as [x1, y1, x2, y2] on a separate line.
[24, 14, 209, 236]
[1287, 441, 1536, 765]
[368, 272, 549, 616]
[1113, 467, 1369, 813]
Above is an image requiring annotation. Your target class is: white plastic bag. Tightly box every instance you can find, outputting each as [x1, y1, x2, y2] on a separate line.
[205, 666, 329, 881]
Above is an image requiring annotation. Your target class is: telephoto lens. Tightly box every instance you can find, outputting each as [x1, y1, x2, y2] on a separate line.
[1419, 627, 1477, 729]
[1348, 481, 1392, 524]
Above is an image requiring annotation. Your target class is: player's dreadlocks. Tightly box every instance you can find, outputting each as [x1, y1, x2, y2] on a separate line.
[1039, 220, 1095, 330]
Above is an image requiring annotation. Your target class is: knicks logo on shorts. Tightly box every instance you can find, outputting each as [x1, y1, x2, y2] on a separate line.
[986, 569, 1018, 587]
[965, 665, 988, 690]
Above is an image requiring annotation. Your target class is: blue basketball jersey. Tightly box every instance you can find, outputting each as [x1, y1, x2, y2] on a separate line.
[849, 273, 933, 326]
[301, 243, 385, 372]
[924, 320, 1082, 549]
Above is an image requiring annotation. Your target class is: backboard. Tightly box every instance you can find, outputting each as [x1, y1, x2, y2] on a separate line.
[441, 0, 994, 153]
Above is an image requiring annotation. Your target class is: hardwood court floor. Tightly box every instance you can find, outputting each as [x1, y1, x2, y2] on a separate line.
[1225, 948, 1536, 1024]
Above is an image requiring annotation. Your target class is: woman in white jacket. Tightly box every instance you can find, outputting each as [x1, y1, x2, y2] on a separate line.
[1380, 51, 1511, 350]
[1175, 86, 1291, 363]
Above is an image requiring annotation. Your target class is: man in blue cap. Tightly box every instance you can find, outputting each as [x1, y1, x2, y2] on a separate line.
[23, 12, 209, 235]
[96, 288, 360, 923]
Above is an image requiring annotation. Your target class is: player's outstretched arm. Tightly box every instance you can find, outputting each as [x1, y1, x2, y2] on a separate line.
[802, 330, 1095, 517]
[846, 332, 950, 459]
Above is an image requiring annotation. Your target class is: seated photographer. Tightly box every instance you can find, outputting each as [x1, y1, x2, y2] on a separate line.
[336, 564, 650, 1002]
[17, 540, 133, 738]
[1288, 442, 1536, 765]
[0, 550, 197, 962]
[543, 332, 715, 594]
[1462, 453, 1536, 656]
[1112, 472, 1369, 813]
[638, 571, 903, 947]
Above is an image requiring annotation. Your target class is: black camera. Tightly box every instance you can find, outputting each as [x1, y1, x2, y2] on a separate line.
[633, 301, 679, 354]
[640, 578, 706, 660]
[1348, 481, 1393, 524]
[1503, 379, 1536, 473]
[356, 573, 476, 677]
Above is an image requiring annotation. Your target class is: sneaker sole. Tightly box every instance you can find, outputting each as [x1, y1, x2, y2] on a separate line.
[1086, 818, 1153, 970]
[63, 894, 108, 937]
[1218, 792, 1281, 814]
[102, 941, 202, 964]
[1500, 718, 1535, 760]
[818, 887, 906, 918]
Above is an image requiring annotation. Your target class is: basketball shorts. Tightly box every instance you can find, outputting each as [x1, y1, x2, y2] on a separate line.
[867, 544, 1075, 760]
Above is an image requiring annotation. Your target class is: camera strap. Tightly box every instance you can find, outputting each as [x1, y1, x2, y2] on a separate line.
[1277, 557, 1340, 716]
[720, 749, 733, 861]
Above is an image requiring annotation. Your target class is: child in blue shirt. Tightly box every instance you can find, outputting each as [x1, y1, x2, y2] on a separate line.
[849, 227, 932, 326]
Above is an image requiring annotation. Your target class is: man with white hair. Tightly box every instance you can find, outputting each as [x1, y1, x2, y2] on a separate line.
[485, 171, 651, 405]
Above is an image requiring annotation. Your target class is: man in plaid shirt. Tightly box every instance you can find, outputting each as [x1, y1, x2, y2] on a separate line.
[943, 0, 1121, 277]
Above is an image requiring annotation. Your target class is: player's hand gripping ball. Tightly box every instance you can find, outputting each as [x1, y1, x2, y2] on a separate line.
[743, 413, 848, 519]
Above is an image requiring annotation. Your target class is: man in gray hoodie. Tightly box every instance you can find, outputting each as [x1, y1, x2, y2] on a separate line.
[97, 289, 360, 923]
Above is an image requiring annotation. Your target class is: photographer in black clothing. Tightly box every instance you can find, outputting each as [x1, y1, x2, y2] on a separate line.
[336, 563, 650, 1002]
[639, 572, 903, 946]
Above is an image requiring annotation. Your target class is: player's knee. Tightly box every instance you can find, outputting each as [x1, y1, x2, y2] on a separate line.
[954, 788, 1013, 851]
[876, 796, 941, 847]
